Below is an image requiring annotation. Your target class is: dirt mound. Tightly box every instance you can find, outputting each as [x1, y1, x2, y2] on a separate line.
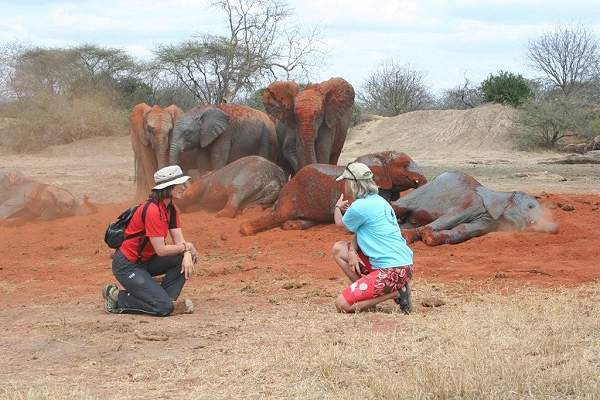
[341, 103, 517, 163]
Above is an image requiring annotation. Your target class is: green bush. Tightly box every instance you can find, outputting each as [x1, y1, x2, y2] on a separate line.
[480, 71, 532, 107]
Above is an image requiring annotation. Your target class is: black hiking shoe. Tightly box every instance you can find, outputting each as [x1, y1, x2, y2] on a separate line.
[395, 283, 412, 315]
[102, 283, 121, 314]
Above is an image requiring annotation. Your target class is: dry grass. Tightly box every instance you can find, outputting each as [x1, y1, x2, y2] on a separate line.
[3, 283, 598, 400]
[0, 93, 127, 152]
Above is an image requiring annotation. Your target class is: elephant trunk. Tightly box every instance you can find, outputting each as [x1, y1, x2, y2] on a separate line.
[156, 141, 170, 169]
[169, 141, 182, 166]
[296, 126, 317, 169]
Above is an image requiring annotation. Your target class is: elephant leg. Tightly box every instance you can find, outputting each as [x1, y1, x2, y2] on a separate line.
[282, 219, 320, 230]
[420, 222, 490, 246]
[315, 125, 334, 164]
[426, 211, 470, 231]
[216, 190, 243, 218]
[133, 143, 158, 201]
[329, 112, 350, 164]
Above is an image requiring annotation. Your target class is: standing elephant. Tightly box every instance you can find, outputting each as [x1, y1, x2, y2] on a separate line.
[169, 104, 278, 175]
[130, 103, 183, 201]
[175, 156, 286, 218]
[239, 151, 426, 235]
[393, 171, 559, 246]
[262, 77, 355, 173]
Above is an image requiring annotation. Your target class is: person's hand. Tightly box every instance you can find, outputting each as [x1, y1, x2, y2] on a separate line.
[336, 193, 349, 211]
[347, 247, 364, 276]
[185, 241, 199, 261]
[181, 252, 195, 279]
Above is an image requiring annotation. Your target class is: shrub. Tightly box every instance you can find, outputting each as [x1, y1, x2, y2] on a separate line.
[514, 95, 594, 149]
[480, 71, 532, 107]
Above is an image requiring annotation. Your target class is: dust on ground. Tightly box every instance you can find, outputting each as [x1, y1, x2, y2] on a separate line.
[1, 105, 600, 399]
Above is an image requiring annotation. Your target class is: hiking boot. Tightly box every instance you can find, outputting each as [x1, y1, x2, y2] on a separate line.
[102, 283, 121, 314]
[395, 283, 412, 315]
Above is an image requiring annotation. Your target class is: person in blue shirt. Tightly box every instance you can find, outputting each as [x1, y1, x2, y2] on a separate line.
[332, 162, 414, 313]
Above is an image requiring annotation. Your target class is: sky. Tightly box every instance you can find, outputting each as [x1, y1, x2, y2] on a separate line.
[1, 0, 599, 94]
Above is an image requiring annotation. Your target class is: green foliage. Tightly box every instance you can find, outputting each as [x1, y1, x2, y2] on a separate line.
[591, 117, 600, 135]
[351, 103, 363, 126]
[480, 71, 533, 107]
[514, 95, 594, 149]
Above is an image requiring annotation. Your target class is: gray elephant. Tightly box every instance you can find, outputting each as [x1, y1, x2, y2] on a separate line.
[175, 156, 286, 218]
[392, 171, 559, 246]
[169, 103, 278, 175]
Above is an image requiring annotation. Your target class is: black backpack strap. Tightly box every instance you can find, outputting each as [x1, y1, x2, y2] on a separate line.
[136, 200, 153, 263]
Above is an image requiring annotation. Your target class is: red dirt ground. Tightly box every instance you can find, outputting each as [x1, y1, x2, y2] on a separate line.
[1, 192, 598, 307]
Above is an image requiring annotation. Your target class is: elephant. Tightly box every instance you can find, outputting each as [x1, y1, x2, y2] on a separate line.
[392, 171, 559, 246]
[169, 104, 278, 177]
[239, 151, 427, 235]
[262, 77, 355, 173]
[0, 169, 97, 225]
[175, 156, 286, 218]
[130, 103, 183, 201]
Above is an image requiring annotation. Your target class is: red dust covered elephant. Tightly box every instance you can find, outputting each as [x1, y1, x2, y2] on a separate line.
[239, 151, 427, 235]
[0, 169, 96, 225]
[393, 171, 559, 246]
[175, 156, 286, 218]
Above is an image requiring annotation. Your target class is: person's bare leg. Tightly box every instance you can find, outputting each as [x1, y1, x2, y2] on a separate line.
[335, 291, 400, 313]
[332, 241, 360, 282]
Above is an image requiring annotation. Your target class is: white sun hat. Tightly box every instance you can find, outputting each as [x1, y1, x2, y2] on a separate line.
[152, 165, 191, 190]
[335, 162, 374, 181]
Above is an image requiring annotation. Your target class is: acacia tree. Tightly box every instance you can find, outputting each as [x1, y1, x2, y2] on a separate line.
[528, 25, 600, 96]
[359, 60, 432, 116]
[154, 0, 323, 104]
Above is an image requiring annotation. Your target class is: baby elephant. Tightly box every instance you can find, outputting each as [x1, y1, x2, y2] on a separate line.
[393, 171, 559, 246]
[240, 151, 427, 235]
[175, 156, 286, 218]
[0, 169, 96, 225]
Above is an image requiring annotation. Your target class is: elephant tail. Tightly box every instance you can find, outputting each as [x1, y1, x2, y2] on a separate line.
[239, 209, 286, 236]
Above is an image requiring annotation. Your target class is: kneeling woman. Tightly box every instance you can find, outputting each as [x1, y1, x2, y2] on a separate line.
[332, 162, 413, 313]
[102, 165, 198, 316]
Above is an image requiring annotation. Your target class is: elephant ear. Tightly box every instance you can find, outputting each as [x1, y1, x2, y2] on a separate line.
[130, 103, 152, 146]
[476, 186, 510, 220]
[262, 81, 299, 125]
[198, 108, 230, 148]
[322, 78, 355, 129]
[165, 105, 183, 122]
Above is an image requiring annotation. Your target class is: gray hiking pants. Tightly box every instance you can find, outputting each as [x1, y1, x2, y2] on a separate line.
[112, 249, 185, 316]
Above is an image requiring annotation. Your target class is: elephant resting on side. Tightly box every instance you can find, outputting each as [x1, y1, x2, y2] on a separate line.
[0, 169, 96, 225]
[239, 151, 427, 235]
[175, 156, 286, 218]
[393, 171, 559, 246]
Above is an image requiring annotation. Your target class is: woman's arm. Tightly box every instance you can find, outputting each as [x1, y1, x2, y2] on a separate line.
[149, 236, 187, 257]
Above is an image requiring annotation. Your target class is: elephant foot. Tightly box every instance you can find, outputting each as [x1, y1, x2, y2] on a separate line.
[418, 227, 447, 246]
[239, 223, 255, 236]
[216, 206, 238, 218]
[402, 229, 420, 244]
[282, 219, 319, 230]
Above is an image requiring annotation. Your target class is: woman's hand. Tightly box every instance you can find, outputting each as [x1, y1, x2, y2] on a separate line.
[185, 242, 198, 261]
[181, 252, 195, 279]
[335, 193, 349, 211]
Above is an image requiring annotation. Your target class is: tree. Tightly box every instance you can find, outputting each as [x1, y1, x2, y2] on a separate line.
[439, 75, 483, 110]
[359, 60, 433, 116]
[515, 95, 594, 149]
[480, 71, 532, 107]
[154, 0, 323, 104]
[528, 25, 600, 96]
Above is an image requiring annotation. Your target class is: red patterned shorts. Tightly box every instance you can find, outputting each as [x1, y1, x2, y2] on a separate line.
[341, 246, 413, 305]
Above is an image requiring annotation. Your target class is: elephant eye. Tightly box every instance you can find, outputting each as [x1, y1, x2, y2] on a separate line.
[528, 203, 535, 209]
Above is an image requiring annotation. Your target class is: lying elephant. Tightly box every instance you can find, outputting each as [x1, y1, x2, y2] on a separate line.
[175, 156, 286, 218]
[0, 169, 96, 224]
[239, 151, 427, 235]
[393, 171, 558, 246]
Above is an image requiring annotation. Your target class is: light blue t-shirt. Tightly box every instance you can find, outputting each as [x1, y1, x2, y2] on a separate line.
[342, 193, 413, 268]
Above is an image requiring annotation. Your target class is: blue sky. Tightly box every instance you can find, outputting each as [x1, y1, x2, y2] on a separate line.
[1, 0, 599, 93]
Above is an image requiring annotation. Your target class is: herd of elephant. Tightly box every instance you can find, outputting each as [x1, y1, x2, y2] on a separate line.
[129, 76, 558, 246]
[0, 76, 559, 245]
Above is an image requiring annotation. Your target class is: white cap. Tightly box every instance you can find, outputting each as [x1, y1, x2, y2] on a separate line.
[152, 165, 191, 189]
[336, 162, 374, 181]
